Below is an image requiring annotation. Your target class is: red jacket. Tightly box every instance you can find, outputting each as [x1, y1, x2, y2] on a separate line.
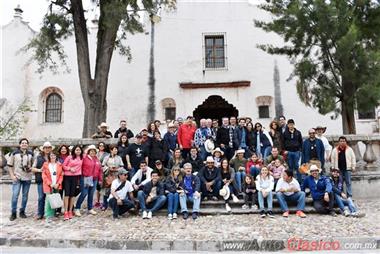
[42, 162, 63, 193]
[82, 154, 102, 182]
[246, 160, 263, 174]
[177, 124, 196, 149]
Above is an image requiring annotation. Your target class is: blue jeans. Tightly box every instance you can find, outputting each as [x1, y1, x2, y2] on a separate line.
[128, 168, 137, 181]
[11, 179, 31, 214]
[287, 151, 301, 183]
[249, 166, 260, 179]
[334, 194, 357, 213]
[167, 192, 179, 214]
[341, 169, 352, 197]
[75, 177, 97, 210]
[179, 193, 201, 213]
[235, 171, 246, 192]
[137, 191, 167, 213]
[37, 183, 46, 217]
[258, 190, 273, 211]
[263, 146, 272, 161]
[199, 146, 208, 161]
[276, 191, 305, 212]
[109, 197, 135, 217]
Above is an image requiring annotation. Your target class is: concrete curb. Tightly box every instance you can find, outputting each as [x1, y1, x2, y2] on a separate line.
[0, 236, 379, 251]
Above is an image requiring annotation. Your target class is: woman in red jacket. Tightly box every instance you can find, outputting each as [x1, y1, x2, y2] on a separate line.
[42, 152, 63, 222]
[74, 145, 102, 217]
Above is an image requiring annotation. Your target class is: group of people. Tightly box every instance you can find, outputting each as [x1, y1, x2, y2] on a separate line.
[7, 115, 364, 223]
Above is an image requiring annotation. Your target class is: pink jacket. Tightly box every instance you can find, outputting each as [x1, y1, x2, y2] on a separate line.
[63, 155, 82, 176]
[82, 154, 102, 182]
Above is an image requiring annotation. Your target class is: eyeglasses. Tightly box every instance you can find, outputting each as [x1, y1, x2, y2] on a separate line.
[309, 132, 316, 134]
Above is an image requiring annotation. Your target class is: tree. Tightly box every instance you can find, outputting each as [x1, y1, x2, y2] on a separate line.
[255, 0, 380, 134]
[23, 0, 175, 137]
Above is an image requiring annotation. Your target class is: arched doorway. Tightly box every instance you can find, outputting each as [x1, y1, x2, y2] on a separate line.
[193, 95, 239, 124]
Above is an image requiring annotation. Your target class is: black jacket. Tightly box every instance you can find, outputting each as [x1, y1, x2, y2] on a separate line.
[142, 180, 165, 196]
[149, 139, 167, 161]
[282, 128, 303, 152]
[233, 126, 249, 149]
[185, 155, 204, 173]
[164, 176, 181, 193]
[198, 166, 222, 183]
[216, 125, 230, 147]
[114, 128, 134, 139]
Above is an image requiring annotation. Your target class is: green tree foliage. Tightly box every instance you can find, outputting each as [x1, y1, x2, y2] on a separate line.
[255, 0, 380, 134]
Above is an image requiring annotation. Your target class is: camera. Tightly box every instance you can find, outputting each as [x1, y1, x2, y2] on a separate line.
[22, 166, 31, 172]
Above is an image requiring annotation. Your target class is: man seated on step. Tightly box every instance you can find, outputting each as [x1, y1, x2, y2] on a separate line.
[330, 168, 365, 217]
[275, 169, 306, 218]
[302, 164, 337, 216]
[179, 163, 201, 220]
[198, 156, 222, 201]
[137, 170, 166, 219]
[108, 169, 135, 219]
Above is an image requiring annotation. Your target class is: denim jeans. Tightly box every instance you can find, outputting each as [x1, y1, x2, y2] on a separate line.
[334, 194, 357, 213]
[179, 193, 201, 213]
[128, 168, 137, 181]
[263, 146, 272, 161]
[199, 145, 208, 161]
[249, 166, 260, 179]
[75, 177, 97, 210]
[11, 179, 31, 214]
[137, 191, 167, 213]
[167, 192, 179, 214]
[37, 183, 46, 217]
[235, 171, 246, 192]
[287, 151, 302, 183]
[201, 180, 222, 198]
[258, 190, 273, 211]
[276, 191, 305, 212]
[341, 169, 352, 197]
[109, 197, 135, 217]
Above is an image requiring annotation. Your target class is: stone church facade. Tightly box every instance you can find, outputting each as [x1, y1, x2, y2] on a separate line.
[2, 1, 379, 139]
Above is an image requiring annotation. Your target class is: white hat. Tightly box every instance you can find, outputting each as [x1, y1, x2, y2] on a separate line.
[219, 185, 230, 200]
[168, 122, 175, 128]
[206, 156, 214, 163]
[236, 149, 245, 154]
[40, 141, 54, 151]
[212, 147, 224, 156]
[308, 164, 322, 174]
[99, 122, 108, 128]
[204, 139, 215, 153]
[86, 145, 98, 153]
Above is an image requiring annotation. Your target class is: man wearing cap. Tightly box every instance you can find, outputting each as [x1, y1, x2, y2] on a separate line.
[114, 120, 134, 139]
[330, 136, 356, 198]
[31, 141, 53, 219]
[330, 168, 364, 217]
[8, 138, 34, 221]
[126, 134, 149, 178]
[179, 163, 201, 220]
[315, 126, 332, 163]
[137, 170, 166, 219]
[301, 128, 325, 172]
[282, 119, 303, 183]
[302, 165, 336, 216]
[153, 160, 170, 180]
[177, 117, 196, 159]
[198, 156, 222, 201]
[92, 122, 112, 139]
[108, 169, 135, 219]
[163, 122, 177, 165]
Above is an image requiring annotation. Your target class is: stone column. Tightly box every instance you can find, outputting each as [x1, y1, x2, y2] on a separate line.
[363, 141, 378, 170]
[351, 141, 365, 171]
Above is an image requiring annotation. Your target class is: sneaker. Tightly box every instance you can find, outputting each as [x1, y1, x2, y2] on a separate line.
[212, 196, 218, 201]
[100, 206, 107, 211]
[172, 213, 178, 219]
[183, 211, 189, 220]
[19, 212, 27, 219]
[36, 215, 43, 220]
[330, 211, 337, 217]
[9, 213, 17, 221]
[282, 211, 289, 218]
[225, 204, 232, 212]
[64, 212, 70, 221]
[251, 205, 258, 210]
[343, 209, 350, 217]
[231, 194, 239, 203]
[192, 212, 198, 220]
[167, 214, 173, 220]
[74, 209, 82, 217]
[352, 212, 366, 218]
[88, 209, 97, 215]
[142, 211, 148, 219]
[203, 196, 208, 201]
[260, 210, 266, 218]
[267, 210, 275, 218]
[112, 215, 119, 220]
[147, 211, 152, 219]
[242, 204, 249, 210]
[296, 210, 306, 218]
[45, 217, 53, 223]
[68, 211, 73, 219]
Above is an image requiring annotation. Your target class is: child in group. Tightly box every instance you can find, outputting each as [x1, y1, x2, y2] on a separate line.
[165, 167, 183, 220]
[256, 167, 274, 218]
[268, 159, 286, 189]
[42, 153, 63, 223]
[245, 153, 263, 180]
[242, 175, 257, 210]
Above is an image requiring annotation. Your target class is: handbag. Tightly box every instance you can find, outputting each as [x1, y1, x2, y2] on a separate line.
[47, 193, 63, 209]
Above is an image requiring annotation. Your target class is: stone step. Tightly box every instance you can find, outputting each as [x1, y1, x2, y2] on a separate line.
[200, 197, 314, 208]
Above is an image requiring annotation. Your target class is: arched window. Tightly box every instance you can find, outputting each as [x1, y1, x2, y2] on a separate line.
[45, 93, 62, 122]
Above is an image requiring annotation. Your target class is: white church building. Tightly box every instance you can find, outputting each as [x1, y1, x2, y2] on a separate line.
[2, 1, 379, 139]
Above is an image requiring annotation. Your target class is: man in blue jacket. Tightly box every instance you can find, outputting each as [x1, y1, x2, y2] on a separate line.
[179, 163, 201, 220]
[302, 165, 336, 216]
[301, 128, 325, 172]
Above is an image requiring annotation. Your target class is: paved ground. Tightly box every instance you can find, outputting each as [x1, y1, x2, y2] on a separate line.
[1, 184, 379, 252]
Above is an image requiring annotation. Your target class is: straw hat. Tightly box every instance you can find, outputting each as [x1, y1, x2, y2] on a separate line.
[219, 185, 231, 200]
[204, 139, 215, 153]
[212, 147, 224, 156]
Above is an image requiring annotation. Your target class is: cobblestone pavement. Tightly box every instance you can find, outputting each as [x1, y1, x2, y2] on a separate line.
[1, 184, 379, 242]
